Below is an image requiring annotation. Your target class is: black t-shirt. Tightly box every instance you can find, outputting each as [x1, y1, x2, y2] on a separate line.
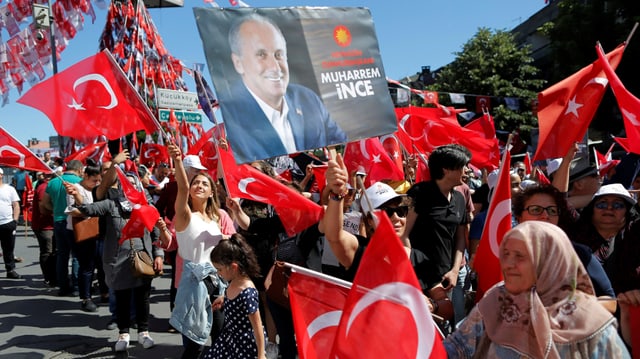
[343, 237, 439, 292]
[406, 181, 467, 279]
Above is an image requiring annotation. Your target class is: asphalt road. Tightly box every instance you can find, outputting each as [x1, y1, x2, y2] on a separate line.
[0, 224, 188, 359]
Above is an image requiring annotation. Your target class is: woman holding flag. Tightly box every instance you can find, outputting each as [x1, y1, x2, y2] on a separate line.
[65, 150, 167, 352]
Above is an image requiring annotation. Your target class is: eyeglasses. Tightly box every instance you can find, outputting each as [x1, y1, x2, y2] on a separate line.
[594, 201, 626, 210]
[524, 205, 559, 216]
[382, 206, 408, 218]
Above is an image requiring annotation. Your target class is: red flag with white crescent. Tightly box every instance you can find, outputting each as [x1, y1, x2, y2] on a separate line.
[115, 167, 159, 244]
[343, 138, 404, 187]
[596, 43, 640, 155]
[17, 50, 160, 141]
[65, 141, 109, 165]
[219, 147, 323, 236]
[288, 266, 351, 359]
[474, 150, 512, 302]
[0, 126, 54, 173]
[331, 211, 446, 358]
[534, 44, 625, 161]
[139, 143, 169, 167]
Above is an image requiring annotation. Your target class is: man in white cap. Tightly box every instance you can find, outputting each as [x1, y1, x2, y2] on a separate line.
[0, 168, 22, 279]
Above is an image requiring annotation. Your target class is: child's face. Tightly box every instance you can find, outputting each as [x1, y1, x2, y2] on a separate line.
[214, 262, 233, 282]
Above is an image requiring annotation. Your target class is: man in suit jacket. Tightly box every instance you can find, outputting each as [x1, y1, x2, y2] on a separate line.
[223, 13, 347, 163]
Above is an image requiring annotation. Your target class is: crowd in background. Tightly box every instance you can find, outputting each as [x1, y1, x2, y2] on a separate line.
[0, 142, 639, 358]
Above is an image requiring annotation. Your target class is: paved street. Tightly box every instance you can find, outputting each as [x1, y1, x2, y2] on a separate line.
[0, 224, 187, 358]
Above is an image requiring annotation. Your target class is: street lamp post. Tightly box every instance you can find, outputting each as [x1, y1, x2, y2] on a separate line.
[33, 0, 64, 155]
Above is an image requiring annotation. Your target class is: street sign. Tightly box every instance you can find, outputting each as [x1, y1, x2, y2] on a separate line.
[158, 109, 203, 124]
[156, 88, 199, 110]
[33, 4, 50, 29]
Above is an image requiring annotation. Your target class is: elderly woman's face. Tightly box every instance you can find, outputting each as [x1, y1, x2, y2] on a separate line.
[592, 195, 627, 233]
[500, 237, 536, 295]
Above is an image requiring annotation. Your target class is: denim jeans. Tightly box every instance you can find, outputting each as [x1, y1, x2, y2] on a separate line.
[450, 264, 468, 329]
[73, 238, 96, 300]
[54, 221, 78, 292]
[0, 220, 17, 271]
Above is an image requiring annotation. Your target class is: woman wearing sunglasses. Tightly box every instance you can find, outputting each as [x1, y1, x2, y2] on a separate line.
[319, 154, 453, 325]
[570, 183, 640, 352]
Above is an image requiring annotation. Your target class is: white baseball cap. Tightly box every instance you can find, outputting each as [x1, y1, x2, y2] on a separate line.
[361, 182, 404, 212]
[183, 155, 207, 170]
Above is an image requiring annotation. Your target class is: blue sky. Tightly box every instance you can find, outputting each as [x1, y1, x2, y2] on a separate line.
[0, 0, 545, 145]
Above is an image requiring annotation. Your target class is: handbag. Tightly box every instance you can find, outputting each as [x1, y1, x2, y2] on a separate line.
[72, 216, 99, 242]
[265, 261, 291, 309]
[129, 239, 156, 278]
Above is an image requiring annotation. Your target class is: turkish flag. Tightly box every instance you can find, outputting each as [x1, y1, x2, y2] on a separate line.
[476, 95, 491, 113]
[474, 150, 512, 302]
[187, 126, 221, 180]
[219, 147, 323, 236]
[533, 167, 551, 185]
[310, 165, 328, 195]
[331, 211, 446, 358]
[17, 50, 160, 141]
[464, 113, 496, 140]
[534, 44, 625, 161]
[22, 174, 33, 222]
[139, 143, 169, 166]
[0, 126, 54, 173]
[523, 152, 533, 177]
[288, 265, 351, 359]
[596, 43, 640, 155]
[343, 138, 404, 187]
[395, 107, 500, 171]
[415, 154, 431, 183]
[423, 91, 439, 105]
[379, 134, 405, 174]
[65, 141, 110, 165]
[114, 167, 159, 244]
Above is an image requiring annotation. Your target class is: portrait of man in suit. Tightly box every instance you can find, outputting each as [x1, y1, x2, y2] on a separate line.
[222, 13, 348, 163]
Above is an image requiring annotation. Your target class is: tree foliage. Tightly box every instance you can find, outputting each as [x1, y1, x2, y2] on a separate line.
[429, 28, 545, 133]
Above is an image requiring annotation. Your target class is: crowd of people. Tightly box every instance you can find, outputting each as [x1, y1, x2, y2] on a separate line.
[0, 140, 639, 358]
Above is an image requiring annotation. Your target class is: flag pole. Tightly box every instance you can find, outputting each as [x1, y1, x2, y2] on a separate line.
[625, 22, 638, 45]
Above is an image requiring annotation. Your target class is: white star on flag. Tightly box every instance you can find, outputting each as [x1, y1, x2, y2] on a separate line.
[564, 96, 583, 118]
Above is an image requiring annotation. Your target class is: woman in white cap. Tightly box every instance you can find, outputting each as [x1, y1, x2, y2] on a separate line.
[570, 183, 640, 351]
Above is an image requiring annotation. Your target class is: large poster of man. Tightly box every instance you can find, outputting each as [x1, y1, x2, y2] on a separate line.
[194, 7, 397, 164]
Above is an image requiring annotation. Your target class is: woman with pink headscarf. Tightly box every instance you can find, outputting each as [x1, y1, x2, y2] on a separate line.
[444, 221, 629, 358]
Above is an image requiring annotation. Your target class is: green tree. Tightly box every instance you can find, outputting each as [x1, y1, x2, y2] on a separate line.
[429, 28, 545, 133]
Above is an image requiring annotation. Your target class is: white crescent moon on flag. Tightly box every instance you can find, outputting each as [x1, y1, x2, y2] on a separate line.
[488, 199, 512, 257]
[621, 108, 640, 126]
[238, 177, 268, 202]
[358, 139, 370, 160]
[586, 77, 608, 87]
[72, 74, 119, 110]
[0, 145, 25, 167]
[144, 149, 159, 158]
[346, 282, 434, 358]
[307, 310, 342, 340]
[399, 114, 425, 141]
